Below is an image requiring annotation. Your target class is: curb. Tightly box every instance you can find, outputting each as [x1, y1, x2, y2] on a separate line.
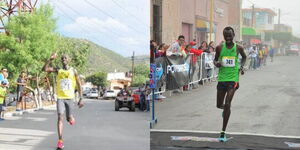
[4, 104, 56, 118]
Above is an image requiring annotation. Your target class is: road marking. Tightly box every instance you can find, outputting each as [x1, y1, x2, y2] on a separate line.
[151, 129, 300, 139]
[171, 136, 233, 142]
[285, 142, 300, 148]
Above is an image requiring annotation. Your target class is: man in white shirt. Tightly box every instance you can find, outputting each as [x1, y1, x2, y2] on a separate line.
[166, 35, 186, 57]
[248, 45, 257, 70]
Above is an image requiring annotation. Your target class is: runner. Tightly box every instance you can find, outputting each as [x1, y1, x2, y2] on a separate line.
[43, 53, 84, 150]
[213, 27, 246, 142]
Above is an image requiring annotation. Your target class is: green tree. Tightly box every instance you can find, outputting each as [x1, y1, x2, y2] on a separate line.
[0, 4, 58, 108]
[0, 4, 57, 80]
[131, 64, 149, 87]
[85, 72, 107, 89]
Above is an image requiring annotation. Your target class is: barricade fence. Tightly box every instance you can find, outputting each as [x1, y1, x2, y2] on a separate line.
[153, 52, 218, 96]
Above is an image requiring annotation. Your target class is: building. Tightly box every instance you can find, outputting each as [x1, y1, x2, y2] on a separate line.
[150, 0, 242, 46]
[242, 8, 277, 45]
[274, 24, 292, 33]
[107, 72, 132, 91]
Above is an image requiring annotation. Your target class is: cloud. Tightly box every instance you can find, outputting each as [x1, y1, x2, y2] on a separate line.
[119, 37, 140, 46]
[63, 17, 129, 34]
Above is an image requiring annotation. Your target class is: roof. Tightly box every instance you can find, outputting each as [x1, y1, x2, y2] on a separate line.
[242, 8, 277, 16]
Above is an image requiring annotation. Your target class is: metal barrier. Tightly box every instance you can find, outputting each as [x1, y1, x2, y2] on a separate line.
[153, 51, 219, 97]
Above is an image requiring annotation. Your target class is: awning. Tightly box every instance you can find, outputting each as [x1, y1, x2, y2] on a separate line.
[242, 27, 257, 36]
[250, 38, 261, 44]
[196, 19, 216, 32]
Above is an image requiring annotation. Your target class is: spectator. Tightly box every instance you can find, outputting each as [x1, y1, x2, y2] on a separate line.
[263, 45, 268, 66]
[248, 45, 258, 70]
[201, 41, 213, 79]
[16, 71, 27, 111]
[208, 41, 215, 53]
[258, 45, 264, 69]
[0, 81, 7, 120]
[156, 43, 169, 58]
[208, 41, 217, 81]
[0, 68, 9, 87]
[199, 41, 208, 52]
[150, 40, 158, 63]
[191, 39, 197, 49]
[166, 35, 186, 57]
[269, 46, 274, 62]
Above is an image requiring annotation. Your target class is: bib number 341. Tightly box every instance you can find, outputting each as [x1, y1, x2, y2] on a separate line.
[222, 57, 235, 67]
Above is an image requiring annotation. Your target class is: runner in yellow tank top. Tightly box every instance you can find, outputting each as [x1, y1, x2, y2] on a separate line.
[214, 27, 247, 142]
[43, 53, 83, 150]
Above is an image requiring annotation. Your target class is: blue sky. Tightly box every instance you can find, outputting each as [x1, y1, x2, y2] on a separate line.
[44, 0, 150, 57]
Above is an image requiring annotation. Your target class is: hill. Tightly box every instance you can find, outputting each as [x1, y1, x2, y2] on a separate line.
[84, 40, 132, 74]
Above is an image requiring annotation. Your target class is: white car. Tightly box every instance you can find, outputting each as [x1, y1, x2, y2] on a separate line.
[87, 90, 99, 99]
[103, 90, 117, 99]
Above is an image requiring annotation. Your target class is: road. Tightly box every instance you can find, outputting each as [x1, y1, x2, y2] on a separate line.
[0, 99, 149, 150]
[151, 56, 300, 149]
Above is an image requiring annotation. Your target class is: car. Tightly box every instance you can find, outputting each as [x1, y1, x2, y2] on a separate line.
[132, 89, 141, 105]
[132, 89, 148, 111]
[87, 90, 99, 99]
[103, 90, 117, 99]
[83, 89, 90, 97]
[115, 92, 135, 111]
[286, 44, 300, 56]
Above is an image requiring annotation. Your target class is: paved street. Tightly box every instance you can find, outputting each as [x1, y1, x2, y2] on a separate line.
[0, 99, 149, 150]
[151, 56, 300, 149]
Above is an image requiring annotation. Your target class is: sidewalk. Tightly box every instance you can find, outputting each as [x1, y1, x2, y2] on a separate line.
[3, 101, 56, 118]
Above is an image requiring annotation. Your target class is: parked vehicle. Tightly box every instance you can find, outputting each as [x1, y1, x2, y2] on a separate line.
[286, 44, 300, 56]
[83, 89, 90, 97]
[87, 90, 99, 99]
[103, 90, 117, 99]
[132, 89, 141, 105]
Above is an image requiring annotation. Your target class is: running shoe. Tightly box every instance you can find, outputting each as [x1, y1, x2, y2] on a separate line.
[219, 131, 227, 142]
[56, 140, 64, 149]
[68, 118, 75, 126]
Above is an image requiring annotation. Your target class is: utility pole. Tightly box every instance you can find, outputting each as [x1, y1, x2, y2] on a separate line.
[278, 9, 281, 24]
[209, 0, 214, 42]
[251, 4, 255, 27]
[131, 51, 135, 85]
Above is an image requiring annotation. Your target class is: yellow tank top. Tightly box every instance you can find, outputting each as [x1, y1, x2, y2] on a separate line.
[56, 67, 76, 99]
[0, 87, 6, 104]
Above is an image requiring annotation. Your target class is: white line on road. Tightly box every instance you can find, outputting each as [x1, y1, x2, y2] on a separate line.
[151, 129, 300, 139]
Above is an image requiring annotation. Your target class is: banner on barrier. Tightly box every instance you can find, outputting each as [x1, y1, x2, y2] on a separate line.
[153, 52, 214, 91]
[154, 57, 167, 89]
[165, 55, 191, 90]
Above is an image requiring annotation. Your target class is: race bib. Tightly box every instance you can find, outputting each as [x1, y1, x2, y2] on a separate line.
[60, 79, 72, 91]
[222, 56, 235, 67]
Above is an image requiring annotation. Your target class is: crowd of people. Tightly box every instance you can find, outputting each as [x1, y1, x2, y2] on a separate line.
[150, 34, 276, 94]
[246, 44, 275, 70]
[150, 35, 220, 92]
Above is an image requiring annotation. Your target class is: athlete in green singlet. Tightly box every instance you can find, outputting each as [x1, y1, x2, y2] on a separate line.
[214, 27, 247, 142]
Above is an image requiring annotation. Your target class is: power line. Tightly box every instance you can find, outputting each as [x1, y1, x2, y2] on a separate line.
[111, 0, 148, 29]
[59, 0, 125, 39]
[53, 2, 114, 47]
[84, 0, 146, 35]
